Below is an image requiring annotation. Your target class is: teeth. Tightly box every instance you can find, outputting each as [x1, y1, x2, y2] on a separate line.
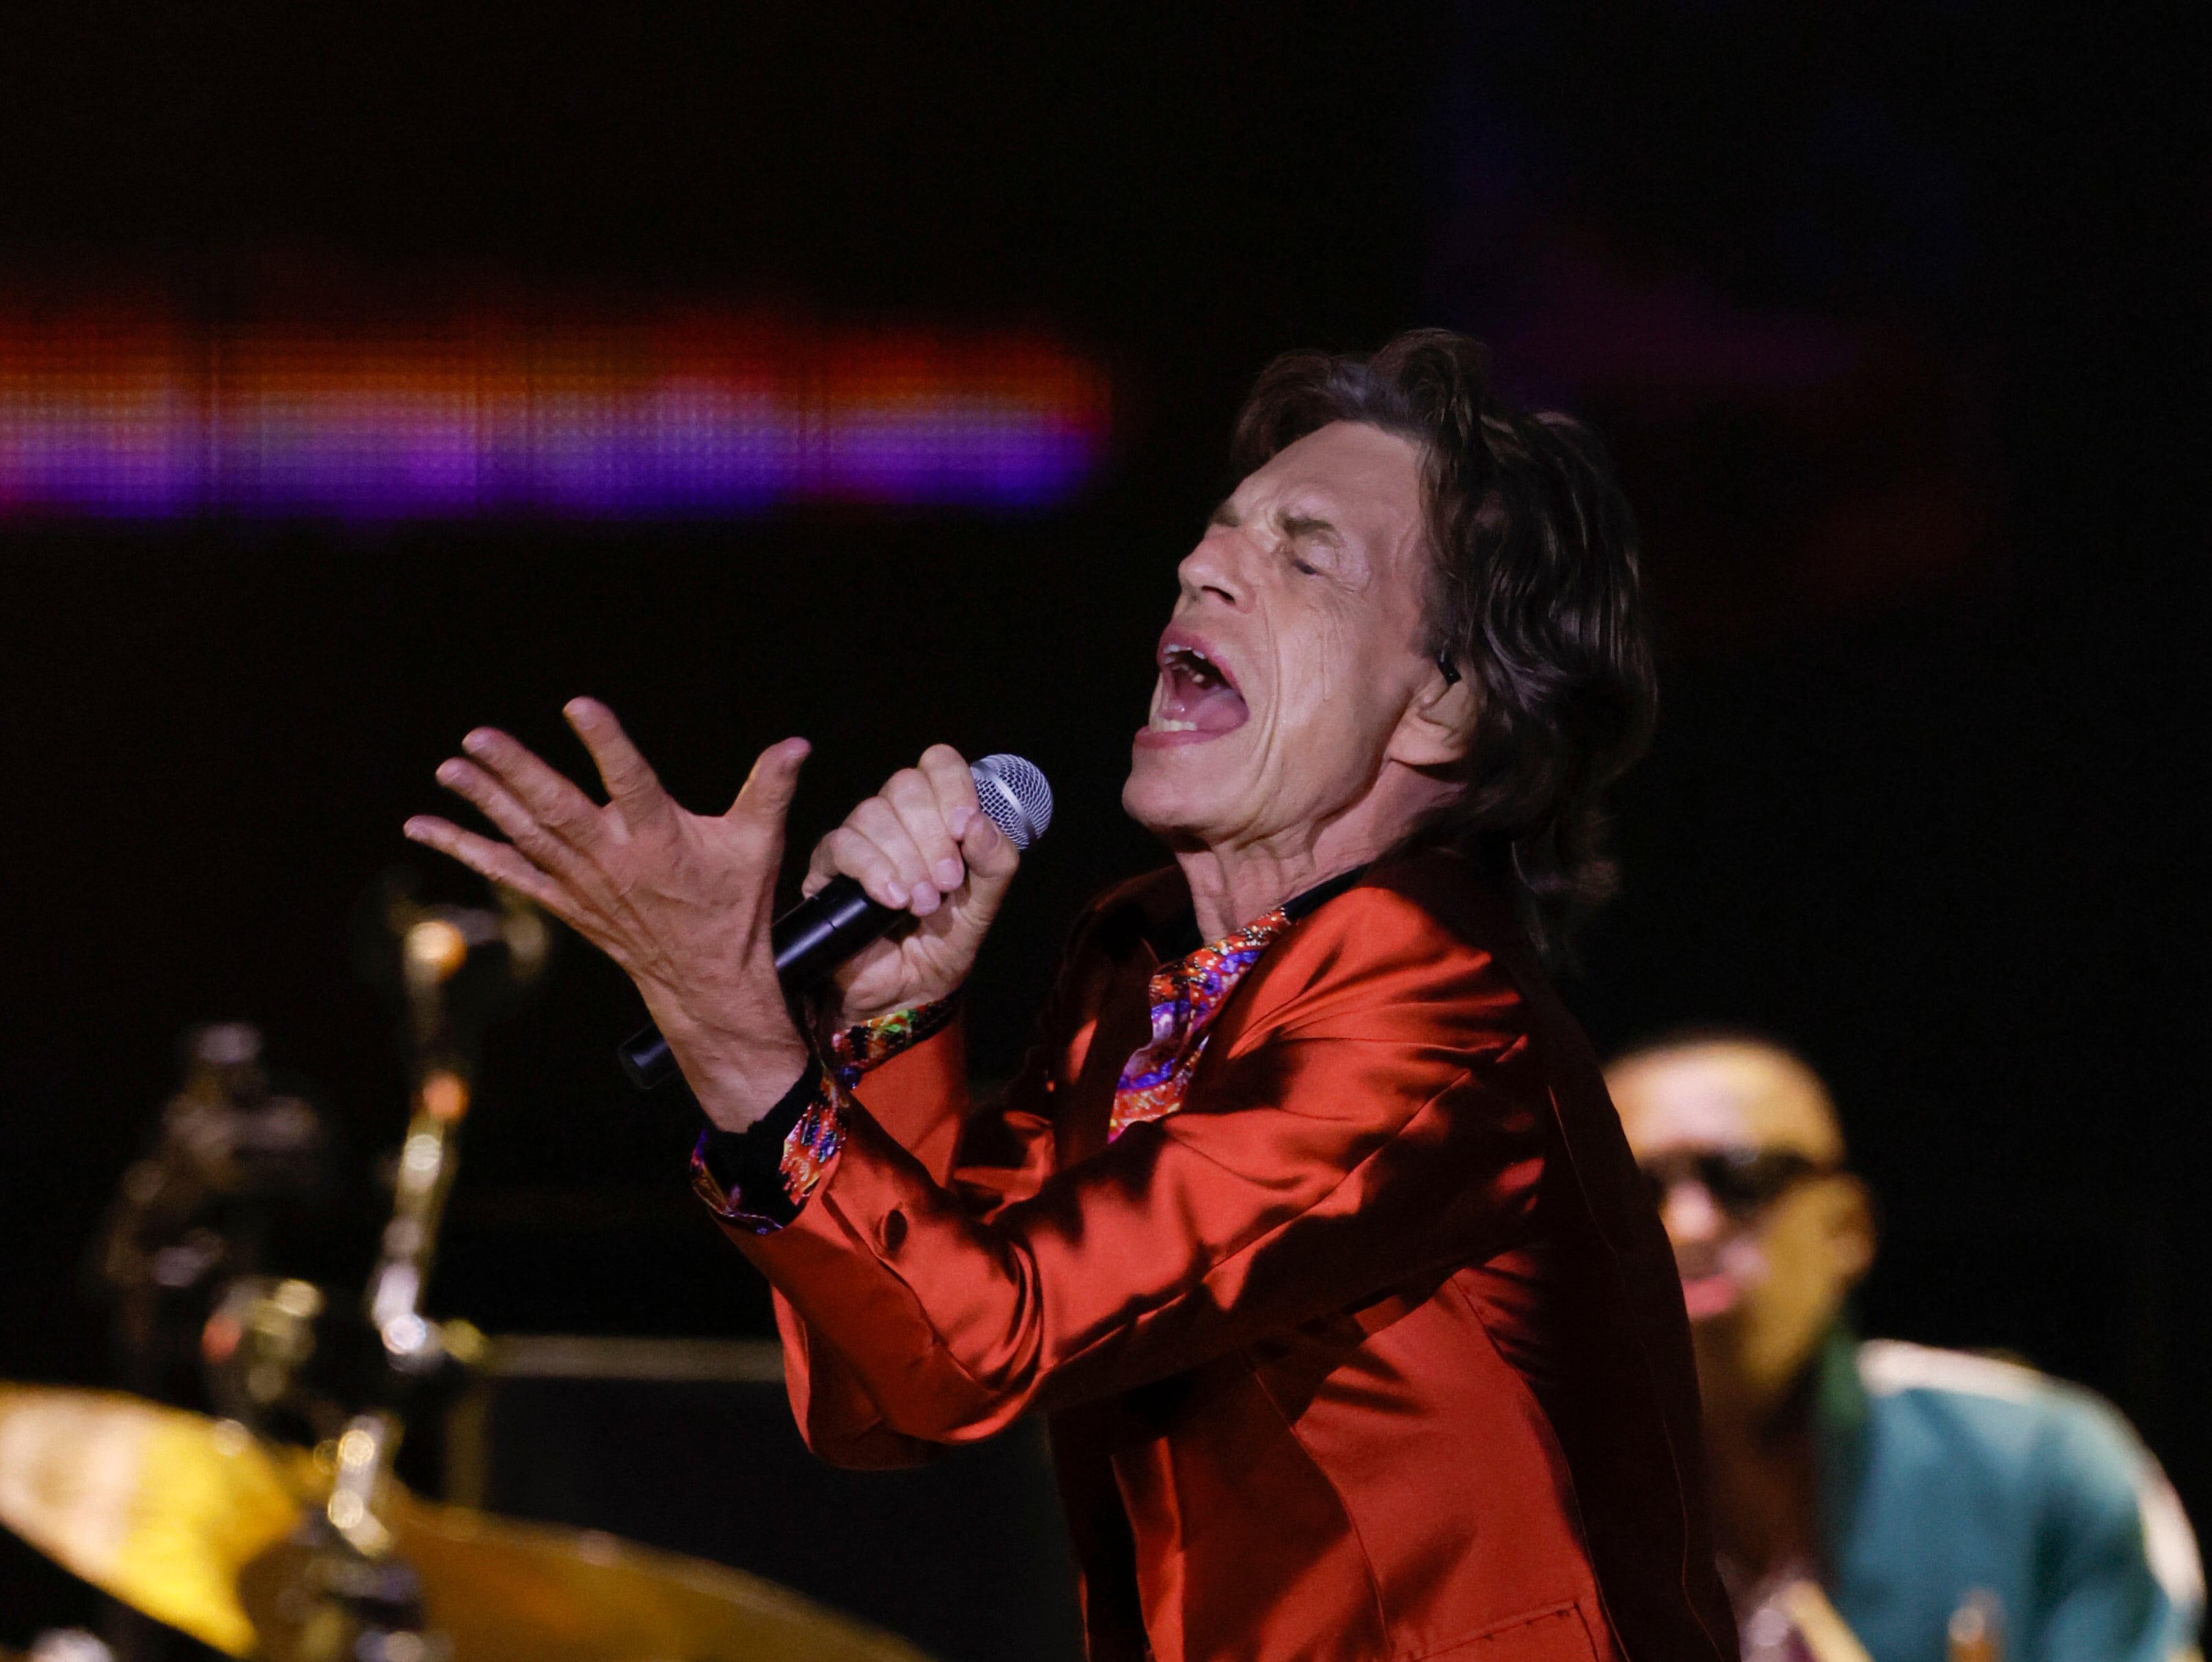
[1152, 718, 1197, 732]
[1164, 646, 1221, 685]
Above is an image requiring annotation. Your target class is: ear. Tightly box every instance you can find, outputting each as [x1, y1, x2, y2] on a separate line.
[1821, 1174, 1879, 1290]
[1386, 659, 1479, 769]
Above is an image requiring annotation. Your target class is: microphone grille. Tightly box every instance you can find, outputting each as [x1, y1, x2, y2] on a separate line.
[969, 754, 1054, 851]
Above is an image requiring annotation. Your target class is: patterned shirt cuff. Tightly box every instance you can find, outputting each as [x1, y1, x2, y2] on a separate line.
[823, 995, 960, 1087]
[689, 1058, 848, 1234]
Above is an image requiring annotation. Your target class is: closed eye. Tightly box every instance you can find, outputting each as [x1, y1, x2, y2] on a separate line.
[1279, 512, 1340, 578]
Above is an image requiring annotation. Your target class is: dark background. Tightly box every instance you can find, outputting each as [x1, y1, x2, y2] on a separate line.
[2, 1, 2202, 1652]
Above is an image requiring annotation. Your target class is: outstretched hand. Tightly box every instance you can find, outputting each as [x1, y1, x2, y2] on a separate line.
[402, 698, 811, 1131]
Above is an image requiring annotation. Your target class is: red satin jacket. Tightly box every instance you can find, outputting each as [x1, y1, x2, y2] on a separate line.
[731, 852, 1736, 1661]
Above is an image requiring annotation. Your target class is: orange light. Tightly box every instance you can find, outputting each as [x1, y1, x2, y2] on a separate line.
[402, 917, 469, 982]
[418, 1070, 470, 1123]
[201, 1310, 242, 1366]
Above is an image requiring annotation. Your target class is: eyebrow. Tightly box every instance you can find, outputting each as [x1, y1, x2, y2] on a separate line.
[1279, 512, 1342, 543]
[1207, 501, 1341, 543]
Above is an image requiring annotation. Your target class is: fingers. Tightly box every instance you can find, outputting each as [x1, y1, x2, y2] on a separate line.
[458, 726, 605, 848]
[915, 745, 981, 837]
[802, 748, 980, 916]
[856, 794, 953, 914]
[956, 795, 1021, 883]
[402, 816, 572, 919]
[885, 764, 968, 896]
[912, 744, 1018, 885]
[433, 756, 593, 881]
[809, 823, 913, 911]
[730, 737, 811, 836]
[563, 698, 668, 822]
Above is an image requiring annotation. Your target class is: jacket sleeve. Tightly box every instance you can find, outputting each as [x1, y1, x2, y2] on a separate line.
[737, 887, 1548, 1450]
[761, 1008, 1063, 1466]
[2033, 1393, 2204, 1662]
[752, 891, 1137, 1465]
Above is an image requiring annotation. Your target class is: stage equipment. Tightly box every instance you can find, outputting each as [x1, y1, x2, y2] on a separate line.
[0, 1385, 301, 1654]
[90, 1023, 329, 1412]
[441, 1336, 1083, 1662]
[3, 872, 946, 1659]
[618, 752, 1054, 1090]
[263, 889, 530, 1657]
[0, 1384, 931, 1661]
[14, 1634, 113, 1662]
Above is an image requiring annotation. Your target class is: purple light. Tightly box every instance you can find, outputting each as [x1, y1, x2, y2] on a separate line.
[0, 303, 1110, 521]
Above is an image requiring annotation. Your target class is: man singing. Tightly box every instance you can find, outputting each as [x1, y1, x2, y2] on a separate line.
[406, 331, 1736, 1661]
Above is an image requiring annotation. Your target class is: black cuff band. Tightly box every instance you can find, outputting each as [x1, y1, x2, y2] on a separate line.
[695, 1059, 822, 1228]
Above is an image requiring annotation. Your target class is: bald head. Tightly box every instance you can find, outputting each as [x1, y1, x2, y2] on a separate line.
[1609, 1037, 1845, 1167]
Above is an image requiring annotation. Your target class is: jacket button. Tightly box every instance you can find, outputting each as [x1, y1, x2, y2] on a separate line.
[879, 1207, 908, 1251]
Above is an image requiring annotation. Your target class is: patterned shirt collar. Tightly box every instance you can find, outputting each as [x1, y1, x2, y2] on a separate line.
[1109, 864, 1367, 1142]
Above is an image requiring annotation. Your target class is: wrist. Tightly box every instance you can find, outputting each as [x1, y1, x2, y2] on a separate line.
[662, 1022, 812, 1133]
[690, 1056, 842, 1231]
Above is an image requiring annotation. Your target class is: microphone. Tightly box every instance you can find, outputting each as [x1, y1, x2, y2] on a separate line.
[617, 753, 1052, 1090]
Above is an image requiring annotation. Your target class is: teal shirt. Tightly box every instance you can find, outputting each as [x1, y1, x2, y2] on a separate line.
[1815, 1331, 2202, 1662]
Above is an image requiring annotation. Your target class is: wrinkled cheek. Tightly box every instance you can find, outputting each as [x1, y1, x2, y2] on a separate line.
[1310, 612, 1350, 704]
[1270, 620, 1349, 746]
[1257, 609, 1405, 808]
[1321, 614, 1416, 748]
[1256, 698, 1367, 818]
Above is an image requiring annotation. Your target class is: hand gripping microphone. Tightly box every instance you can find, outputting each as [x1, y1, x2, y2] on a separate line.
[616, 753, 1052, 1090]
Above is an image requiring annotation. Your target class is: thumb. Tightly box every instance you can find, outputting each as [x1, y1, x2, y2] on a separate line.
[956, 806, 1021, 903]
[730, 737, 811, 830]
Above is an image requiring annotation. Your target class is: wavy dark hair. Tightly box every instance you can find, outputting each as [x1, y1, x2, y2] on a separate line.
[1231, 328, 1657, 960]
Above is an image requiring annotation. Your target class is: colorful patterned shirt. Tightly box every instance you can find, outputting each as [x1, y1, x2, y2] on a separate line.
[1107, 907, 1297, 1141]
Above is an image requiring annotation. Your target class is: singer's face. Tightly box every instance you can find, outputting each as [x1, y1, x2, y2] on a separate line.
[1122, 421, 1443, 856]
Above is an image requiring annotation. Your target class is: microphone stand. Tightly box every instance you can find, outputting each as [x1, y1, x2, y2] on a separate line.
[290, 903, 514, 1662]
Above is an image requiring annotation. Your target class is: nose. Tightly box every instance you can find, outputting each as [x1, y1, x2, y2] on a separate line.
[1660, 1180, 1724, 1247]
[1176, 527, 1251, 612]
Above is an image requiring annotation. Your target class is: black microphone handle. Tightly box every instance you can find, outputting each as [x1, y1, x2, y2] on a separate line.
[615, 874, 898, 1091]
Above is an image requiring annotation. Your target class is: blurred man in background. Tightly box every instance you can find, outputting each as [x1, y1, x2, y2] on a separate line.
[1610, 1030, 2202, 1662]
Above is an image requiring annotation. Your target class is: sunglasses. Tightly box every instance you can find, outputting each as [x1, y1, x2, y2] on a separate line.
[1638, 1150, 1837, 1219]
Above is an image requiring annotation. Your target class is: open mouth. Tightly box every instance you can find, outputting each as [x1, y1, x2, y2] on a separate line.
[1679, 1271, 1743, 1321]
[1142, 630, 1249, 744]
[1674, 1235, 1764, 1321]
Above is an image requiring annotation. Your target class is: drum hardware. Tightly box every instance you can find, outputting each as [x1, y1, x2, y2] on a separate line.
[0, 1383, 934, 1661]
[5, 874, 940, 1658]
[12, 1631, 117, 1662]
[274, 895, 505, 1662]
[91, 1022, 331, 1417]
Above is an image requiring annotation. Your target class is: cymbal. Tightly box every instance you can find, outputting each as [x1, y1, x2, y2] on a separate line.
[246, 1490, 935, 1662]
[1, 1384, 933, 1662]
[0, 1384, 299, 1655]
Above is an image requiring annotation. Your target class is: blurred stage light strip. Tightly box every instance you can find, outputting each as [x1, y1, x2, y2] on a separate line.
[0, 304, 1108, 519]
